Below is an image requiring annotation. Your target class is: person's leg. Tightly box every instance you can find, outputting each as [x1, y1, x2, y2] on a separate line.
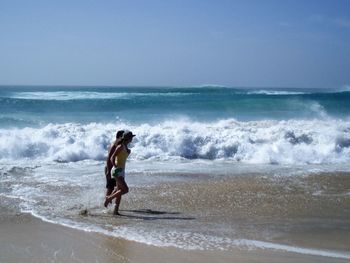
[104, 188, 113, 207]
[113, 177, 129, 215]
[104, 177, 116, 207]
[113, 191, 122, 215]
[106, 188, 113, 198]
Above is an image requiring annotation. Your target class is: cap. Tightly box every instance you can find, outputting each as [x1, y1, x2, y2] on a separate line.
[123, 130, 136, 140]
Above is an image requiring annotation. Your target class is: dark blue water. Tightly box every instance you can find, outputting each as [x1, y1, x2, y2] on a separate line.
[0, 86, 350, 127]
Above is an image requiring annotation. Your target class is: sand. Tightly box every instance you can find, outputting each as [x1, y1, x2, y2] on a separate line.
[1, 171, 349, 262]
[1, 211, 349, 263]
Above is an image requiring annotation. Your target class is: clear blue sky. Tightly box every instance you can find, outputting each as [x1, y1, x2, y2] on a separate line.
[0, 0, 349, 87]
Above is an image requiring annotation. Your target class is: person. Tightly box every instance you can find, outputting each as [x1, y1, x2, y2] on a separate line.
[105, 130, 136, 215]
[104, 130, 124, 207]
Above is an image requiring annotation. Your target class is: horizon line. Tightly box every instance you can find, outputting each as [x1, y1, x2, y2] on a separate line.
[0, 84, 341, 89]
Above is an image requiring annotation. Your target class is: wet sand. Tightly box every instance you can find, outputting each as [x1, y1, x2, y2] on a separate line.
[1, 212, 349, 263]
[122, 172, 350, 252]
[0, 174, 350, 263]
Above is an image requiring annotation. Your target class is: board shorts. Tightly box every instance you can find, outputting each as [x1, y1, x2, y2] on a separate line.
[111, 167, 125, 178]
[105, 165, 116, 190]
[106, 177, 116, 190]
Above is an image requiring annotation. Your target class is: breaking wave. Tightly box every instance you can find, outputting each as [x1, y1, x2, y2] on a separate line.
[1, 119, 350, 165]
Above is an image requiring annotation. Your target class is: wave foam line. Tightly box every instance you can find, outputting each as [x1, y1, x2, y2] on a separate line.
[12, 207, 350, 260]
[247, 90, 308, 95]
[236, 239, 350, 260]
[8, 91, 195, 100]
[1, 119, 350, 164]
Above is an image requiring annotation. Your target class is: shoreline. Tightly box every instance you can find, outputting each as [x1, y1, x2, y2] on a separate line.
[1, 165, 350, 263]
[1, 210, 349, 263]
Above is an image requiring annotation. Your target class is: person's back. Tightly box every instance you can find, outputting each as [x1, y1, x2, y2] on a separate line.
[106, 142, 117, 172]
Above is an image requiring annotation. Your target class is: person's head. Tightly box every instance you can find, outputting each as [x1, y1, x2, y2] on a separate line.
[122, 130, 136, 144]
[114, 130, 124, 146]
[116, 130, 124, 140]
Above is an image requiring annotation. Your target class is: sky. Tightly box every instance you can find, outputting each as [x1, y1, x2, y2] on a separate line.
[0, 0, 350, 88]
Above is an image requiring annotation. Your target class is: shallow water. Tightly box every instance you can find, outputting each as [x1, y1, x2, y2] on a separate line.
[1, 161, 349, 258]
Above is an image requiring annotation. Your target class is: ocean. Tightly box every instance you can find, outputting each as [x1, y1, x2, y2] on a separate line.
[1, 85, 350, 259]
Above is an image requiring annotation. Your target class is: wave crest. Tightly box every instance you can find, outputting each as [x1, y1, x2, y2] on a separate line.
[0, 119, 349, 164]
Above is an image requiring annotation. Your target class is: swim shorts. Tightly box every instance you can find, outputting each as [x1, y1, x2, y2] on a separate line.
[111, 167, 125, 178]
[106, 177, 116, 189]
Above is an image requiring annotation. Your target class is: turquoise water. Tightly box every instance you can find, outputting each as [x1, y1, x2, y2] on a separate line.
[1, 86, 350, 127]
[1, 85, 350, 164]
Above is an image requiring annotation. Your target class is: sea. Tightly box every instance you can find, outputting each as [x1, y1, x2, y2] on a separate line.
[1, 85, 350, 259]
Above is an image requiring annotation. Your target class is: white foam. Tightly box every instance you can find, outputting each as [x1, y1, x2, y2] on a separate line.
[235, 240, 350, 259]
[9, 91, 194, 100]
[336, 85, 350, 93]
[13, 209, 350, 260]
[0, 193, 28, 201]
[247, 90, 308, 95]
[1, 119, 350, 165]
[194, 84, 228, 88]
[106, 226, 350, 259]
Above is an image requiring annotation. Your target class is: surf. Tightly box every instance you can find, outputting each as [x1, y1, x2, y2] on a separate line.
[0, 118, 350, 166]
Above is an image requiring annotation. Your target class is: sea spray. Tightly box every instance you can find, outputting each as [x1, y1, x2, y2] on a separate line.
[1, 119, 350, 165]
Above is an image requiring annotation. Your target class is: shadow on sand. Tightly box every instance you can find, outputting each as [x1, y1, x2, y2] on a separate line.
[118, 209, 195, 221]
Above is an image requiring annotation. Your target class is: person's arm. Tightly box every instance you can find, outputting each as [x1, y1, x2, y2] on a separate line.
[105, 144, 115, 179]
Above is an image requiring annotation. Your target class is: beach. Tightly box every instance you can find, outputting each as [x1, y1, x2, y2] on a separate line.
[1, 170, 349, 262]
[1, 86, 350, 261]
[2, 0, 350, 259]
[2, 212, 336, 263]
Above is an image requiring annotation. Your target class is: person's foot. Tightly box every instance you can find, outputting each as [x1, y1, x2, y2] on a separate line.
[104, 196, 112, 208]
[113, 206, 120, 215]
